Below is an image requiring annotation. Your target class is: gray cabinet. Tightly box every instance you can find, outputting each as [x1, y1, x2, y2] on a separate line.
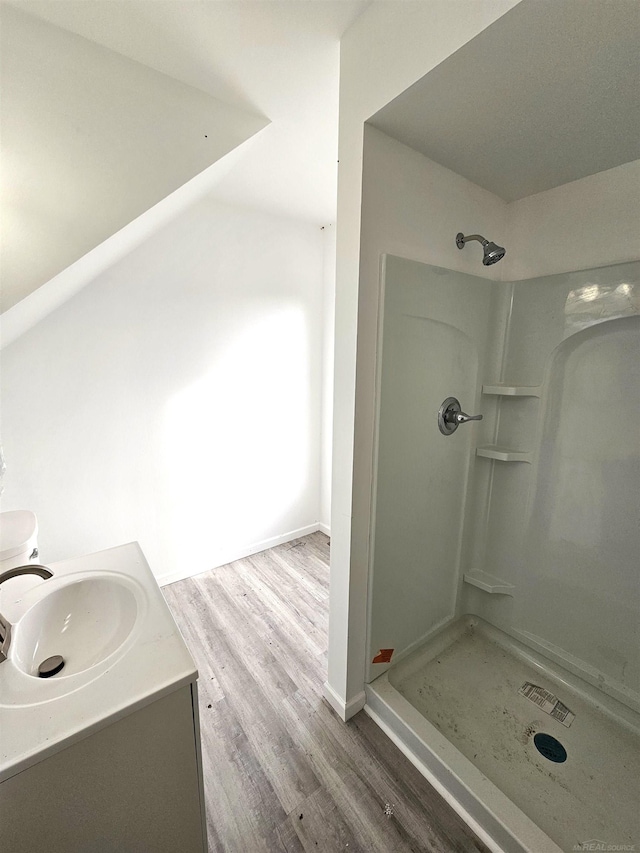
[1, 683, 207, 853]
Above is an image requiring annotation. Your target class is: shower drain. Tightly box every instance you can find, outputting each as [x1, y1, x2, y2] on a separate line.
[533, 732, 567, 763]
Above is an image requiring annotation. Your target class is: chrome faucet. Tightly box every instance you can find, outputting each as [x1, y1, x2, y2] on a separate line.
[0, 564, 53, 587]
[0, 565, 53, 664]
[437, 397, 483, 436]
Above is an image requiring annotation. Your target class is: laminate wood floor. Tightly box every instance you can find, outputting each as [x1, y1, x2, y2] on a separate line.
[163, 532, 488, 853]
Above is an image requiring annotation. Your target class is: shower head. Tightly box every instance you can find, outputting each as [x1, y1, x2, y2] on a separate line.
[456, 233, 506, 266]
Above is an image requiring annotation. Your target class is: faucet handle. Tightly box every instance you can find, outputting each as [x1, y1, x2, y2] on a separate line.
[438, 397, 483, 435]
[453, 410, 483, 425]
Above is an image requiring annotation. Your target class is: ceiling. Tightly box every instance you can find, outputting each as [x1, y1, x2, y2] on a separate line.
[1, 4, 273, 309]
[8, 0, 369, 225]
[369, 0, 640, 202]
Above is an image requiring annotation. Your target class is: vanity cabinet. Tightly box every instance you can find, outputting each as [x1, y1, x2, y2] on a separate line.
[1, 682, 207, 852]
[0, 542, 207, 852]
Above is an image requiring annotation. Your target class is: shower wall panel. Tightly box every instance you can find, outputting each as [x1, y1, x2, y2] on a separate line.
[367, 255, 505, 681]
[475, 261, 640, 706]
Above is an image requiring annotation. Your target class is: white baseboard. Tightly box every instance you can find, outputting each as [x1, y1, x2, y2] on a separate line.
[322, 682, 366, 721]
[158, 522, 324, 587]
[318, 523, 331, 537]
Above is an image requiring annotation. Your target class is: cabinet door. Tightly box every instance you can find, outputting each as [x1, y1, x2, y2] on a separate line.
[1, 685, 206, 853]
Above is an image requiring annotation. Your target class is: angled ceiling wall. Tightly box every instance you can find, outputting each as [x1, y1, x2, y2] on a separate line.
[368, 0, 640, 202]
[0, 4, 268, 310]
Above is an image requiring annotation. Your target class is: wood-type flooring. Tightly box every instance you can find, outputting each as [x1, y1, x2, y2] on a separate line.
[163, 532, 487, 853]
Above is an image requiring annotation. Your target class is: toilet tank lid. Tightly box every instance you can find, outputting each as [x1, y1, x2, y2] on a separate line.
[0, 510, 38, 560]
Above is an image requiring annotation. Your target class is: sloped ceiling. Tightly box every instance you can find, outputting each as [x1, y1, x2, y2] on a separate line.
[0, 4, 268, 309]
[1, 1, 369, 313]
[369, 0, 640, 202]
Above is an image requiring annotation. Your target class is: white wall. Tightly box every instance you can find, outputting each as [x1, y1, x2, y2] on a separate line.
[359, 126, 508, 675]
[0, 198, 326, 584]
[0, 135, 264, 349]
[326, 0, 520, 718]
[360, 127, 508, 277]
[320, 223, 336, 534]
[0, 4, 266, 309]
[503, 160, 640, 280]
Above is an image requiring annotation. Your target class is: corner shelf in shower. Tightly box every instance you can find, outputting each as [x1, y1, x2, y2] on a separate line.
[463, 570, 515, 595]
[482, 384, 541, 397]
[476, 445, 531, 463]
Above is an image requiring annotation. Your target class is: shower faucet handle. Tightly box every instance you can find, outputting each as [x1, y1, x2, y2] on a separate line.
[454, 410, 483, 425]
[438, 397, 483, 435]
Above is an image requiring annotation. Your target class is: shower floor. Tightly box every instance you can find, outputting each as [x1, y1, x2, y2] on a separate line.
[370, 617, 640, 852]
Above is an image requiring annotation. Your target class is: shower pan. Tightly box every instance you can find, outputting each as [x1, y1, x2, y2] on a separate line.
[364, 254, 640, 853]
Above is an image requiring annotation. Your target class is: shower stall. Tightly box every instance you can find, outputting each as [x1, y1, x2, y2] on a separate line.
[364, 254, 640, 852]
[330, 5, 640, 850]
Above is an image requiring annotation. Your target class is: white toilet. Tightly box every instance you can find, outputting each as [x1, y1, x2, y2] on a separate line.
[0, 510, 39, 572]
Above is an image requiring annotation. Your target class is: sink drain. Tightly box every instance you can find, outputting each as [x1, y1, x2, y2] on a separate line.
[38, 655, 65, 678]
[533, 732, 567, 763]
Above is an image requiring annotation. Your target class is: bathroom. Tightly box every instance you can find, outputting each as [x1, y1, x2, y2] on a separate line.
[1, 1, 639, 852]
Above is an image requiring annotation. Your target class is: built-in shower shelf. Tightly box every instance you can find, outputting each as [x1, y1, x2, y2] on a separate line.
[463, 570, 515, 595]
[482, 384, 541, 397]
[476, 445, 531, 463]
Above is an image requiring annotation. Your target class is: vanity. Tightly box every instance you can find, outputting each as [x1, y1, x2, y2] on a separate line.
[0, 542, 207, 853]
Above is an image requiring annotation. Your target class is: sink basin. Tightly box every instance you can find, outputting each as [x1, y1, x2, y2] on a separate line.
[12, 577, 139, 678]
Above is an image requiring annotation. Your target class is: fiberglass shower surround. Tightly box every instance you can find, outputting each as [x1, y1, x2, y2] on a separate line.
[365, 255, 640, 853]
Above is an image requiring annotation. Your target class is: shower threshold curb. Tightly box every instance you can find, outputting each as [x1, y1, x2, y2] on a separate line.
[364, 681, 562, 853]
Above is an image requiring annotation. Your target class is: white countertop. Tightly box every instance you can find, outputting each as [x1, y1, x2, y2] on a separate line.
[0, 542, 197, 783]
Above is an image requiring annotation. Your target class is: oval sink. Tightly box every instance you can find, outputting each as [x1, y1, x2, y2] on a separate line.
[12, 577, 139, 678]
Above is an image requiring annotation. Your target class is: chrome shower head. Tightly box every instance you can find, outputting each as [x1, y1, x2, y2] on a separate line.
[482, 241, 506, 266]
[456, 233, 505, 266]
